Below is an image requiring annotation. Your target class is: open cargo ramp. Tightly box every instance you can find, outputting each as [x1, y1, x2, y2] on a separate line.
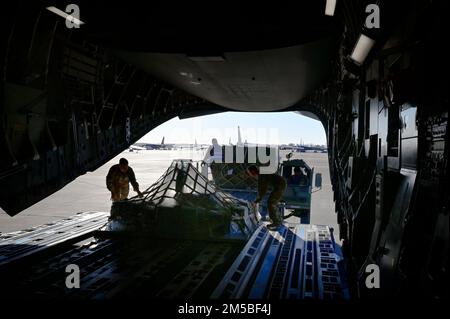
[212, 224, 349, 299]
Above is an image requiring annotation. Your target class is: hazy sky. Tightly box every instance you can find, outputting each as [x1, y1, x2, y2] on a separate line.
[138, 111, 327, 145]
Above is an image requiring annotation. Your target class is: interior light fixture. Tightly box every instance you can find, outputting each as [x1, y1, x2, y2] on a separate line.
[350, 34, 375, 65]
[46, 6, 85, 26]
[325, 0, 337, 16]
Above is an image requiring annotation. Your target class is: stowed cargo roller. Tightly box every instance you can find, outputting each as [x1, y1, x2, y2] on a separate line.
[0, 211, 109, 267]
[0, 219, 244, 299]
[0, 161, 348, 299]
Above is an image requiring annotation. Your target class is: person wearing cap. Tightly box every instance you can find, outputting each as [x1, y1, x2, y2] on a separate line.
[106, 158, 143, 201]
[288, 166, 307, 185]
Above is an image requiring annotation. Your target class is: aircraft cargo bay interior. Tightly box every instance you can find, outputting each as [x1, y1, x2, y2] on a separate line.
[0, 0, 448, 307]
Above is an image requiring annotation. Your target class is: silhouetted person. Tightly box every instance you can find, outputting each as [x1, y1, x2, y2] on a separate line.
[106, 158, 143, 201]
[204, 138, 222, 162]
[288, 167, 307, 185]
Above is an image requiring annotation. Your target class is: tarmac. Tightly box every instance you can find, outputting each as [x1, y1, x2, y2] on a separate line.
[0, 149, 339, 239]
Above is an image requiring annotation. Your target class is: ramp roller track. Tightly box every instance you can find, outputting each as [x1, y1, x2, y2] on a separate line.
[212, 224, 349, 299]
[0, 212, 348, 299]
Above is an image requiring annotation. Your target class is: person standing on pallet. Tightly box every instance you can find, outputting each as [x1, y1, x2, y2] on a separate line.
[106, 158, 143, 201]
[246, 165, 287, 230]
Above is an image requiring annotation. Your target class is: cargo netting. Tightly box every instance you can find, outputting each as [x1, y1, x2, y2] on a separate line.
[210, 162, 257, 190]
[208, 145, 279, 190]
[108, 160, 259, 240]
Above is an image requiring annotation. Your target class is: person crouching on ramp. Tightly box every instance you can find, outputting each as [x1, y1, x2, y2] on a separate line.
[247, 165, 287, 230]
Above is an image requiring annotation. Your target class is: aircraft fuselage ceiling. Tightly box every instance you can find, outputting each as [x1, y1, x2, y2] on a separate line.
[0, 1, 448, 298]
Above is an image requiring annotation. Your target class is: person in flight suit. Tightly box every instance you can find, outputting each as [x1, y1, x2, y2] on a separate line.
[106, 158, 143, 201]
[247, 165, 287, 229]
